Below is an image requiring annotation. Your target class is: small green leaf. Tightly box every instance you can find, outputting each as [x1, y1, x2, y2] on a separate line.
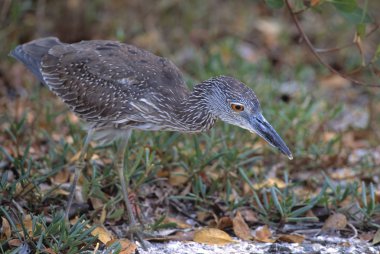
[266, 0, 284, 9]
[329, 0, 357, 13]
[356, 23, 366, 39]
[375, 44, 380, 59]
[338, 7, 372, 24]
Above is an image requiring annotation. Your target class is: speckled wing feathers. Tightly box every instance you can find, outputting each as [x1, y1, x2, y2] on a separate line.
[40, 40, 189, 128]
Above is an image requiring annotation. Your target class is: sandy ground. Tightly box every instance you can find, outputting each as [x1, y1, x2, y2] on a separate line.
[137, 237, 380, 254]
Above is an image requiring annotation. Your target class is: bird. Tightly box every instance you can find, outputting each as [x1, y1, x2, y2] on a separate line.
[10, 37, 292, 248]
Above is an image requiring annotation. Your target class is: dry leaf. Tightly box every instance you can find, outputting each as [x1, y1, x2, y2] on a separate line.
[253, 178, 286, 189]
[311, 0, 320, 6]
[91, 226, 113, 244]
[240, 209, 258, 224]
[196, 211, 210, 222]
[163, 217, 192, 229]
[323, 132, 338, 143]
[359, 231, 375, 242]
[193, 228, 236, 245]
[52, 169, 70, 184]
[106, 239, 137, 254]
[43, 248, 57, 254]
[1, 217, 11, 239]
[169, 168, 189, 186]
[322, 213, 347, 231]
[69, 216, 80, 225]
[52, 188, 70, 196]
[319, 74, 350, 89]
[217, 216, 233, 230]
[253, 225, 275, 243]
[232, 212, 252, 240]
[8, 239, 22, 247]
[373, 229, 380, 245]
[278, 234, 305, 243]
[90, 197, 104, 210]
[69, 151, 82, 163]
[17, 215, 33, 238]
[330, 168, 357, 181]
[254, 19, 282, 47]
[100, 206, 107, 225]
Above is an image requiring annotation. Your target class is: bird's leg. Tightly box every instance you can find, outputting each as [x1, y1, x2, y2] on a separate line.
[65, 128, 94, 222]
[116, 133, 148, 250]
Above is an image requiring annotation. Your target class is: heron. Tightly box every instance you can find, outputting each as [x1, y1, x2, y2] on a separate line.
[10, 37, 292, 248]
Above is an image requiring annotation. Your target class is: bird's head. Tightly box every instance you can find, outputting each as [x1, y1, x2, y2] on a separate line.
[205, 76, 293, 160]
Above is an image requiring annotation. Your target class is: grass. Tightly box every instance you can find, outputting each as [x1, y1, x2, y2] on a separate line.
[1, 0, 380, 253]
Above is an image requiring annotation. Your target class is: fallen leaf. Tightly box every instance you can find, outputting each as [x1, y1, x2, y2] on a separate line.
[100, 206, 107, 224]
[90, 197, 104, 210]
[69, 151, 82, 163]
[330, 168, 357, 181]
[240, 209, 258, 223]
[51, 168, 70, 184]
[254, 19, 282, 47]
[8, 238, 22, 247]
[320, 74, 350, 89]
[193, 228, 236, 245]
[217, 216, 233, 230]
[322, 213, 347, 231]
[91, 226, 113, 244]
[1, 217, 11, 239]
[43, 248, 57, 254]
[232, 212, 252, 240]
[169, 168, 189, 186]
[359, 231, 375, 242]
[311, 0, 320, 6]
[253, 225, 275, 243]
[278, 234, 305, 243]
[323, 132, 338, 143]
[52, 188, 70, 196]
[196, 211, 210, 222]
[106, 239, 137, 254]
[373, 229, 380, 245]
[17, 215, 33, 238]
[163, 217, 192, 229]
[69, 216, 80, 225]
[253, 178, 286, 189]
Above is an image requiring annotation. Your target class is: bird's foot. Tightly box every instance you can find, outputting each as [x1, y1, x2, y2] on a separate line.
[126, 223, 151, 250]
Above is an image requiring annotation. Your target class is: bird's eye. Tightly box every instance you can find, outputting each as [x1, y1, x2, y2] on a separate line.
[231, 103, 244, 112]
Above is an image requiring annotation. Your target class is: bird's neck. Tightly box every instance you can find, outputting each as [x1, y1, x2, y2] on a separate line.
[175, 81, 217, 132]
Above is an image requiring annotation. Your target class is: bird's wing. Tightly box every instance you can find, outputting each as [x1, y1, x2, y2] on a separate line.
[39, 40, 189, 125]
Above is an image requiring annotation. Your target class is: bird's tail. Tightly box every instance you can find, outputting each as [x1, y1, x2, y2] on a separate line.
[9, 37, 62, 83]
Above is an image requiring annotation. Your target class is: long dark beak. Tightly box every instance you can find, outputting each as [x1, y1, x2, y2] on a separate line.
[249, 113, 293, 160]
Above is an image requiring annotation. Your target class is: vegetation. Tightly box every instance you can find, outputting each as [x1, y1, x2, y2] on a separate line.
[0, 0, 379, 253]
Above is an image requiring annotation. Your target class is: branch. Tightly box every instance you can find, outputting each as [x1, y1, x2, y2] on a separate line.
[284, 0, 380, 87]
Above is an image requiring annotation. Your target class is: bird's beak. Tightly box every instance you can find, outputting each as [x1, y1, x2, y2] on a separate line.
[249, 113, 293, 160]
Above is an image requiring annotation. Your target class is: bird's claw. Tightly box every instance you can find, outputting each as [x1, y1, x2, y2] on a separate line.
[126, 224, 151, 250]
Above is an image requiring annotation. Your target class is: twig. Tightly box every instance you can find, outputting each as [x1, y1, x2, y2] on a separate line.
[0, 0, 11, 25]
[293, 228, 321, 235]
[12, 199, 25, 217]
[315, 24, 379, 54]
[348, 223, 358, 240]
[169, 199, 207, 226]
[284, 0, 380, 87]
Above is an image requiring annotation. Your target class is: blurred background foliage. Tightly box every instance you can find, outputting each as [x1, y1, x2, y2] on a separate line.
[1, 0, 380, 252]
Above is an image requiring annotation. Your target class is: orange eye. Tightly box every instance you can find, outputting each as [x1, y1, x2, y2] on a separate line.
[231, 103, 244, 112]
